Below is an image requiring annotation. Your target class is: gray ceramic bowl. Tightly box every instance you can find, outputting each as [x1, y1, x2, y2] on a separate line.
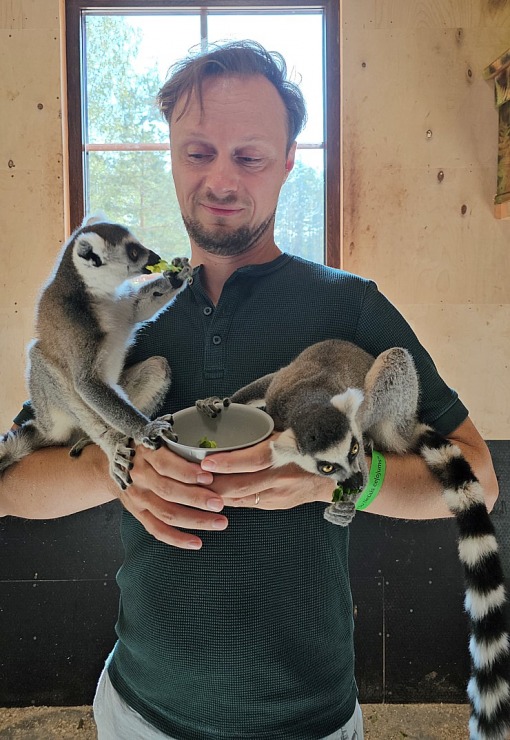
[165, 403, 274, 462]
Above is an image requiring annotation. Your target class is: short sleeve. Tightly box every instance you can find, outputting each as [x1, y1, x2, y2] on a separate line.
[354, 282, 468, 435]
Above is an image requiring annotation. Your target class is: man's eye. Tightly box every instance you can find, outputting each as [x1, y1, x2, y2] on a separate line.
[238, 156, 262, 165]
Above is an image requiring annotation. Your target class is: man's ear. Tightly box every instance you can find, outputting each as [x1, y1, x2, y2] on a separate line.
[283, 142, 297, 182]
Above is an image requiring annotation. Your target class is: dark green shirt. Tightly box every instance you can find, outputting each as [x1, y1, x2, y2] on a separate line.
[86, 255, 469, 738]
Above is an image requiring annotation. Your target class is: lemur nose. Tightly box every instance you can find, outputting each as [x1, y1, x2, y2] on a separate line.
[344, 471, 364, 491]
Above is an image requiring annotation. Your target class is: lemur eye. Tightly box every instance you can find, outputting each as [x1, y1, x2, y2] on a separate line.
[318, 462, 335, 475]
[127, 243, 140, 261]
[350, 442, 360, 456]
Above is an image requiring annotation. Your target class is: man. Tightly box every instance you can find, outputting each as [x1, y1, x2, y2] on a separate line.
[0, 41, 498, 740]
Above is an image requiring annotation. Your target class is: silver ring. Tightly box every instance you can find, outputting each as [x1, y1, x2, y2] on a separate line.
[254, 493, 260, 506]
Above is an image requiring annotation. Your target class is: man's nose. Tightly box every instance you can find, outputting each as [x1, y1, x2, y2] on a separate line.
[204, 155, 239, 197]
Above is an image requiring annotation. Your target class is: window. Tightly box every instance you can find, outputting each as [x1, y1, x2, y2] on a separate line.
[65, 1, 340, 266]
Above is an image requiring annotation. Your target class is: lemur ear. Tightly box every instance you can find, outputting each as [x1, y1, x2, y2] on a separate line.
[331, 388, 364, 417]
[271, 428, 299, 464]
[75, 233, 105, 268]
[276, 428, 298, 449]
[81, 211, 109, 229]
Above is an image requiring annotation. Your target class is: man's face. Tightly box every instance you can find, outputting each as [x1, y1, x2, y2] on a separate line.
[170, 74, 296, 256]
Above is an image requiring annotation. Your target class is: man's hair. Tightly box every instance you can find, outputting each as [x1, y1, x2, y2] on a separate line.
[157, 39, 307, 152]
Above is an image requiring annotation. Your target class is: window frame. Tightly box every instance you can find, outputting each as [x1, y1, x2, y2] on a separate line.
[65, 0, 341, 267]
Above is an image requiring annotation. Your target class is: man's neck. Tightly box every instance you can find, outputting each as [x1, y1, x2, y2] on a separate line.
[190, 241, 282, 305]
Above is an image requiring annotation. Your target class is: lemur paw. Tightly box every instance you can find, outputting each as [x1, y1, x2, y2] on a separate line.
[140, 415, 177, 449]
[164, 257, 192, 287]
[196, 396, 231, 418]
[111, 438, 136, 490]
[323, 501, 356, 527]
[69, 436, 92, 457]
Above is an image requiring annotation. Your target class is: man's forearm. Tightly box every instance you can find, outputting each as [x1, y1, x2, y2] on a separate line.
[0, 444, 117, 519]
[362, 418, 499, 520]
[362, 451, 453, 519]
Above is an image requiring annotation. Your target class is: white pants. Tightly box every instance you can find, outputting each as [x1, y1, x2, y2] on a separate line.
[93, 665, 364, 740]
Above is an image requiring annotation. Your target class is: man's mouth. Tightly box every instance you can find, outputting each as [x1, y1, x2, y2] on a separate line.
[201, 203, 243, 217]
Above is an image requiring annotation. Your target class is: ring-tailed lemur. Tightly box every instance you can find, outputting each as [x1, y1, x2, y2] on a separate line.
[197, 339, 510, 740]
[0, 215, 192, 490]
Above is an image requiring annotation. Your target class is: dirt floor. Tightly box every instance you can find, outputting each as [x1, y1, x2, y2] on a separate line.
[0, 703, 471, 739]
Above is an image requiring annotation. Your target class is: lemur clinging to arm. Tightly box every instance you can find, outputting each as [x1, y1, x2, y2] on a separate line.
[0, 215, 192, 490]
[197, 339, 510, 740]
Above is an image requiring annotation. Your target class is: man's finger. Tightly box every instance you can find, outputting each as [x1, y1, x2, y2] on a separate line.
[201, 438, 274, 473]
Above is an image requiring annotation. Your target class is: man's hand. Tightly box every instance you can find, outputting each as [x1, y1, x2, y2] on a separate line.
[123, 444, 228, 550]
[124, 433, 334, 550]
[201, 435, 336, 509]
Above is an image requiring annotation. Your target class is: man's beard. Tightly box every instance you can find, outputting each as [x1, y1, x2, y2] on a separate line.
[182, 211, 276, 257]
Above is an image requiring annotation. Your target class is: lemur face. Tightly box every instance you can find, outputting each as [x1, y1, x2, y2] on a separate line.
[72, 221, 162, 293]
[271, 388, 369, 491]
[75, 223, 159, 273]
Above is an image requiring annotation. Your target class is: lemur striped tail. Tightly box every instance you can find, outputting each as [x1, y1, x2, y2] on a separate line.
[417, 427, 510, 740]
[0, 423, 43, 476]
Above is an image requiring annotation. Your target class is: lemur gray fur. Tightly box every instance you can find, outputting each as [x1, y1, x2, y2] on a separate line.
[0, 215, 192, 490]
[197, 339, 510, 740]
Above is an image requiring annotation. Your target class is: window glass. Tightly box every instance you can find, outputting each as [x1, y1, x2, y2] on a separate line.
[80, 8, 327, 264]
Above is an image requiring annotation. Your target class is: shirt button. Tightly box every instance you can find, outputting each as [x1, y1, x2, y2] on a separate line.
[212, 335, 222, 345]
[203, 306, 213, 316]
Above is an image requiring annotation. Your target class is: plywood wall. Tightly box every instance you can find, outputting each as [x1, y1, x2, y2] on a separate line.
[342, 0, 510, 437]
[0, 0, 64, 428]
[0, 0, 508, 437]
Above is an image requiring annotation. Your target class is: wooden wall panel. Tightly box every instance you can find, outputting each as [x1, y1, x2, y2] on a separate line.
[0, 1, 22, 29]
[344, 164, 510, 305]
[403, 303, 510, 438]
[0, 0, 59, 29]
[373, 0, 510, 30]
[19, 0, 60, 30]
[344, 0, 510, 30]
[0, 1, 64, 429]
[342, 0, 510, 439]
[342, 30, 499, 171]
